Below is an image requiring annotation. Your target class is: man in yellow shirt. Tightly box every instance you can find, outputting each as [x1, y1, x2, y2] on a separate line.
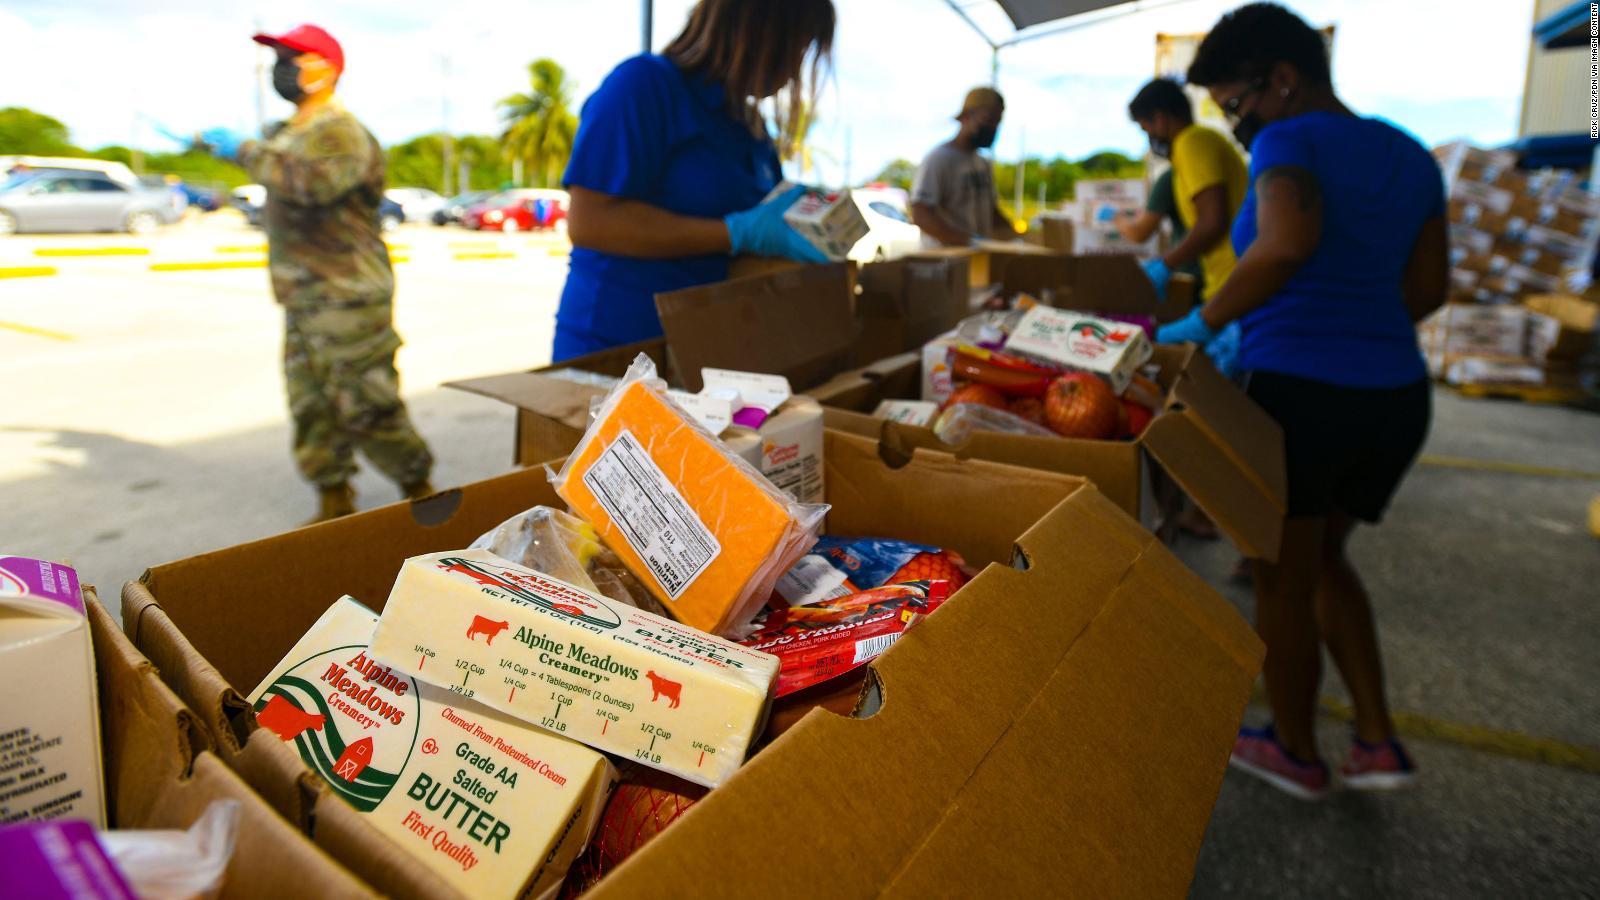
[1129, 78, 1248, 307]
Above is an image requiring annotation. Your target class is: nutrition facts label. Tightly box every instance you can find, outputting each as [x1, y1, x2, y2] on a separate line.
[0, 727, 79, 824]
[581, 429, 720, 599]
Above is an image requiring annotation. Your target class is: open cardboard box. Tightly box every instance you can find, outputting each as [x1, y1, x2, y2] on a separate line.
[911, 243, 1197, 320]
[821, 344, 1287, 561]
[122, 430, 1262, 899]
[450, 263, 879, 467]
[86, 589, 373, 899]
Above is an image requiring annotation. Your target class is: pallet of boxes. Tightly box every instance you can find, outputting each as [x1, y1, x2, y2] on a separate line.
[1424, 142, 1600, 400]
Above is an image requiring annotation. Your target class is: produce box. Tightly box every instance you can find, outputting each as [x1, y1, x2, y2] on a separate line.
[85, 589, 373, 899]
[449, 264, 867, 467]
[817, 343, 1286, 561]
[122, 431, 1263, 899]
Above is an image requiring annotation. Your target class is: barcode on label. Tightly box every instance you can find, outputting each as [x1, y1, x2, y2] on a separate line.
[852, 633, 900, 665]
[581, 428, 721, 599]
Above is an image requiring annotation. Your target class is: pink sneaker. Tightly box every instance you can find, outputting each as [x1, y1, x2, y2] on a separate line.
[1341, 736, 1418, 791]
[1229, 725, 1330, 801]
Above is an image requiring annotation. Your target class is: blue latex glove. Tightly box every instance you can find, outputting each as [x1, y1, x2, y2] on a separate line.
[199, 127, 248, 161]
[1206, 321, 1242, 377]
[1142, 257, 1172, 301]
[724, 186, 830, 263]
[1155, 305, 1219, 345]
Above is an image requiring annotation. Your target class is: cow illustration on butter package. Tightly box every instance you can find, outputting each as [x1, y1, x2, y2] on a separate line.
[248, 597, 616, 900]
[369, 548, 781, 788]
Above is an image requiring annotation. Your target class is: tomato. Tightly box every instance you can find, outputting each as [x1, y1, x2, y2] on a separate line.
[1121, 398, 1155, 438]
[1007, 396, 1046, 424]
[1043, 373, 1120, 439]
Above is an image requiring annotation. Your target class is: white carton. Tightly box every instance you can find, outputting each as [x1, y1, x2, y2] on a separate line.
[248, 597, 615, 900]
[701, 369, 825, 506]
[0, 556, 104, 826]
[921, 332, 961, 405]
[1004, 307, 1155, 394]
[873, 399, 939, 427]
[769, 181, 869, 261]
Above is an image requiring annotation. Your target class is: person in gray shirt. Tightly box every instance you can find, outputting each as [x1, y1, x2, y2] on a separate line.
[910, 87, 1014, 247]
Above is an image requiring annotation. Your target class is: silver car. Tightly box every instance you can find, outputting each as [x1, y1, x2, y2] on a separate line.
[0, 169, 184, 235]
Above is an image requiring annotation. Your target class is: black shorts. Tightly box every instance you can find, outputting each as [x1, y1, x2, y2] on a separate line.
[1245, 371, 1431, 523]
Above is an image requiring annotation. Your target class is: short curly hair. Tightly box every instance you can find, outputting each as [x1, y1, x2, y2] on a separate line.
[1187, 3, 1330, 88]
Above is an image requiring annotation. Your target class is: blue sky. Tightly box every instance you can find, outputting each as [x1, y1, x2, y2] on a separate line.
[1, 0, 1537, 186]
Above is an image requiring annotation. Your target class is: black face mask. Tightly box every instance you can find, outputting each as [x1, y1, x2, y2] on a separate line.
[1231, 114, 1264, 150]
[1148, 135, 1171, 159]
[973, 125, 998, 150]
[272, 58, 306, 103]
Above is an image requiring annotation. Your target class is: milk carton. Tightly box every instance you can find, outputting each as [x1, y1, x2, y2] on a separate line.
[248, 597, 615, 900]
[769, 181, 869, 261]
[1004, 307, 1154, 394]
[0, 556, 104, 827]
[701, 369, 826, 506]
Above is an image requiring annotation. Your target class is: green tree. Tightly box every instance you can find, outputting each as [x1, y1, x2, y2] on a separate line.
[455, 135, 514, 191]
[871, 158, 917, 191]
[499, 59, 577, 187]
[0, 107, 85, 157]
[387, 134, 447, 192]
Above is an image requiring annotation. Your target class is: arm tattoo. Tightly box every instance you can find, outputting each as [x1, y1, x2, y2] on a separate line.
[1257, 165, 1322, 212]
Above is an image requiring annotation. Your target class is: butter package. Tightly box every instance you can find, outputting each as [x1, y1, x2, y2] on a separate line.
[873, 399, 939, 427]
[768, 181, 869, 261]
[1003, 306, 1154, 394]
[550, 355, 828, 637]
[0, 556, 104, 827]
[248, 597, 614, 900]
[369, 549, 782, 788]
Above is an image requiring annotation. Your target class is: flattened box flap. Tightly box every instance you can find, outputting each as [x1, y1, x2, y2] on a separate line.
[855, 257, 970, 362]
[657, 263, 858, 392]
[588, 479, 1262, 900]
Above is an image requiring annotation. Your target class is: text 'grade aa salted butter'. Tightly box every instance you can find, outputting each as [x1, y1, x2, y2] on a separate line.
[246, 597, 614, 900]
[368, 549, 781, 788]
[550, 356, 825, 637]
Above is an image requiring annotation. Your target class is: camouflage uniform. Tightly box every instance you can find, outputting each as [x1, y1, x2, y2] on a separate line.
[240, 104, 433, 490]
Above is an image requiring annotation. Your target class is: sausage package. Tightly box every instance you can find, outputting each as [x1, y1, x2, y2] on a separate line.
[550, 354, 828, 638]
[247, 597, 615, 900]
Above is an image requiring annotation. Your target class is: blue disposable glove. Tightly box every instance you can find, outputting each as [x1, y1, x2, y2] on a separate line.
[1142, 257, 1172, 301]
[1155, 305, 1219, 345]
[724, 186, 830, 264]
[1206, 321, 1242, 377]
[199, 127, 248, 161]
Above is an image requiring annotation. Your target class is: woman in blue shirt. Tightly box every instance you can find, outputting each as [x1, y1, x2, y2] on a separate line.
[1158, 3, 1448, 800]
[554, 0, 836, 361]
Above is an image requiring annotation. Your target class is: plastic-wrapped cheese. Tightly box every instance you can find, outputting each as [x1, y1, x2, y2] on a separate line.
[550, 355, 827, 637]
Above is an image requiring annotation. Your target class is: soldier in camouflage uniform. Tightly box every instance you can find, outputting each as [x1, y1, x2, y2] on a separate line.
[210, 25, 433, 522]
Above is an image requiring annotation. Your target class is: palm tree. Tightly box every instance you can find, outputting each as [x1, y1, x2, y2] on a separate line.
[499, 59, 577, 188]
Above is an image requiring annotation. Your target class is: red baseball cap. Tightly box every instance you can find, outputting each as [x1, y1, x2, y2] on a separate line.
[253, 24, 344, 74]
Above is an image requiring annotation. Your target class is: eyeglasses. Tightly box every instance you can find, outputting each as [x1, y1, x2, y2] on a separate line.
[1218, 78, 1267, 124]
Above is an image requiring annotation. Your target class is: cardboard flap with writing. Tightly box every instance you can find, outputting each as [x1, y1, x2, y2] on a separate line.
[90, 593, 375, 899]
[656, 263, 857, 392]
[1140, 348, 1287, 561]
[588, 464, 1261, 899]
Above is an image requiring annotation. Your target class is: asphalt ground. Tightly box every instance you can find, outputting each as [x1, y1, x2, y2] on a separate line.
[3, 213, 1597, 897]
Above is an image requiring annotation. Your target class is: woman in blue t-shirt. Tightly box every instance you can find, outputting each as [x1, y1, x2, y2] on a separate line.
[1158, 2, 1448, 800]
[553, 0, 835, 361]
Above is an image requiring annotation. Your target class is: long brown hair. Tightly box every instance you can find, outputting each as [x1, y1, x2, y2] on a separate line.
[663, 0, 835, 159]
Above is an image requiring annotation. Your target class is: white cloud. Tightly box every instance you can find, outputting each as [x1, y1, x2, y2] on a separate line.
[2, 0, 1532, 185]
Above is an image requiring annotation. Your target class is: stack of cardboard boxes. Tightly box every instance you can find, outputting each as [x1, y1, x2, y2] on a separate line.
[1422, 142, 1600, 388]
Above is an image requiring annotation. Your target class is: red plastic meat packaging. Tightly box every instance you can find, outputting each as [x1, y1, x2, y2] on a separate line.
[742, 580, 950, 697]
[560, 766, 706, 898]
[770, 536, 971, 608]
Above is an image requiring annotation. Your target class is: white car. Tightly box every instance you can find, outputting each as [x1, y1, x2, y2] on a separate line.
[849, 188, 923, 263]
[384, 188, 447, 225]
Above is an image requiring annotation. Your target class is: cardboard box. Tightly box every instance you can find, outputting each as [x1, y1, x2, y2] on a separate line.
[1025, 212, 1075, 252]
[449, 265, 862, 467]
[853, 255, 971, 365]
[1418, 303, 1535, 360]
[0, 556, 103, 826]
[816, 344, 1287, 561]
[86, 589, 374, 899]
[123, 432, 1262, 899]
[1524, 293, 1598, 363]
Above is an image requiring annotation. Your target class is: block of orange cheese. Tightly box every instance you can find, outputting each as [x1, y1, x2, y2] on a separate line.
[553, 358, 823, 636]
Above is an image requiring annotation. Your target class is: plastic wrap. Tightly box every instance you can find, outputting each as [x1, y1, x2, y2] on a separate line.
[550, 354, 828, 637]
[100, 800, 240, 900]
[933, 402, 1059, 445]
[472, 506, 669, 619]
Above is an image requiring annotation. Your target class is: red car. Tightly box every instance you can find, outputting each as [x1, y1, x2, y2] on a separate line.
[464, 189, 568, 232]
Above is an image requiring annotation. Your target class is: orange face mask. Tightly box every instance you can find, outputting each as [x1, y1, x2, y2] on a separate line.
[272, 52, 338, 103]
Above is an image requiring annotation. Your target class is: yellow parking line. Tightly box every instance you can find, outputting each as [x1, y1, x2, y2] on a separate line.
[546, 247, 569, 257]
[453, 251, 516, 261]
[214, 244, 267, 254]
[0, 320, 73, 341]
[1418, 454, 1600, 481]
[384, 243, 410, 251]
[447, 240, 499, 249]
[149, 260, 266, 272]
[34, 247, 150, 257]
[0, 266, 58, 279]
[390, 255, 410, 264]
